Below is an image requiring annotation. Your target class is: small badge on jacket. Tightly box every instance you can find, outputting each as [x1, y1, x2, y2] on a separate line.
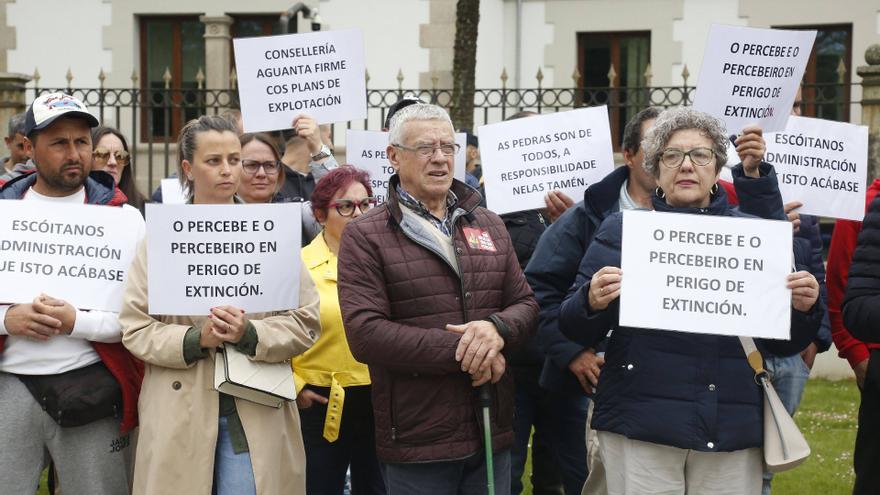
[463, 227, 497, 252]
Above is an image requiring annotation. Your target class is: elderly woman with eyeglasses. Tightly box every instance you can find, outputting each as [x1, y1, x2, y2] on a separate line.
[292, 165, 385, 494]
[558, 107, 823, 495]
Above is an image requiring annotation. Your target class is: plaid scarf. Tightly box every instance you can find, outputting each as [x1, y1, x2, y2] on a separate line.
[396, 184, 458, 236]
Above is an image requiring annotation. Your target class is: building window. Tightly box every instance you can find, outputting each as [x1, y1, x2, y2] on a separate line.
[231, 15, 283, 39]
[139, 16, 206, 141]
[776, 24, 852, 122]
[577, 31, 650, 149]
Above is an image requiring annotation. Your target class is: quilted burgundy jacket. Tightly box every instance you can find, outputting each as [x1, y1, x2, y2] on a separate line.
[338, 175, 538, 463]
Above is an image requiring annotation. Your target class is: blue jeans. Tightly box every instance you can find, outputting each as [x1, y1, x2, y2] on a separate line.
[382, 450, 511, 495]
[761, 354, 810, 495]
[214, 416, 256, 495]
[510, 366, 589, 495]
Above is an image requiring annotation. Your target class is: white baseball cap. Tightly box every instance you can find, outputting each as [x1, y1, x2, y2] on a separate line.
[24, 92, 99, 136]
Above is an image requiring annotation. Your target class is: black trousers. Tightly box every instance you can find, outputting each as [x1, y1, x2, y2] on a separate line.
[854, 350, 880, 494]
[299, 385, 385, 495]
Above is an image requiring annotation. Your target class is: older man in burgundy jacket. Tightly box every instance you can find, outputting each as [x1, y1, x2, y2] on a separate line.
[338, 103, 537, 494]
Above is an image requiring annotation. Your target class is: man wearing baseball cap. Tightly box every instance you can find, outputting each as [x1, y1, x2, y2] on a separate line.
[0, 92, 143, 494]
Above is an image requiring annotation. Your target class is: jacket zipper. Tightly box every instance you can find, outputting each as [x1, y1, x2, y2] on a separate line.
[389, 209, 472, 443]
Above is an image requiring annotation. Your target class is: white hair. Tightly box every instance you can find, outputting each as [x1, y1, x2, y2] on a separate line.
[387, 103, 454, 146]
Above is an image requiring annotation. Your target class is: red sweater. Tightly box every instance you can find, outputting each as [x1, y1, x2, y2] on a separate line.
[827, 179, 880, 368]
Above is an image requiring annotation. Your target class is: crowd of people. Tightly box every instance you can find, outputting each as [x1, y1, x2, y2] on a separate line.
[0, 87, 878, 495]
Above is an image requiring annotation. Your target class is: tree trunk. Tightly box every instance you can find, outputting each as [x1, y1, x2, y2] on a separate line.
[450, 0, 479, 131]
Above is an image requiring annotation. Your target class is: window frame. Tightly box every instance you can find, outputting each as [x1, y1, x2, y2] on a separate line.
[576, 30, 651, 150]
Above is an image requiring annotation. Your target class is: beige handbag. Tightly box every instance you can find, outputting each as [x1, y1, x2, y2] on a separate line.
[213, 344, 297, 408]
[739, 336, 811, 473]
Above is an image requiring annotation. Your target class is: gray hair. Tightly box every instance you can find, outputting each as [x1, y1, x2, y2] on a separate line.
[177, 115, 238, 195]
[387, 103, 454, 146]
[642, 107, 728, 176]
[7, 112, 25, 138]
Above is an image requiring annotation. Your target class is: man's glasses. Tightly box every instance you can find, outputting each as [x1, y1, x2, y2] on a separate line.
[241, 160, 281, 176]
[659, 147, 716, 169]
[329, 197, 377, 217]
[93, 148, 130, 165]
[392, 143, 461, 158]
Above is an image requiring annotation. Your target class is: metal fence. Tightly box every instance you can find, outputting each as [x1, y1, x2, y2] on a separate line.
[30, 81, 861, 192]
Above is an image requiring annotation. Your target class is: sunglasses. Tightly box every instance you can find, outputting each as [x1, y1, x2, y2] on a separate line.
[328, 197, 377, 217]
[93, 148, 130, 164]
[241, 160, 281, 176]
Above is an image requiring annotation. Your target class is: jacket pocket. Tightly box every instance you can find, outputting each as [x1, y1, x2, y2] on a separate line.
[391, 374, 460, 445]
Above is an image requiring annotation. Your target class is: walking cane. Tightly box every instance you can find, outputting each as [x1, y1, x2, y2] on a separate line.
[479, 384, 495, 495]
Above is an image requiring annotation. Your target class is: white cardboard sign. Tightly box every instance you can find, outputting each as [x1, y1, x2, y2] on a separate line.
[620, 210, 793, 340]
[234, 29, 367, 132]
[160, 178, 187, 204]
[345, 130, 467, 203]
[766, 116, 869, 221]
[0, 201, 144, 312]
[478, 106, 614, 215]
[693, 24, 816, 133]
[146, 203, 302, 315]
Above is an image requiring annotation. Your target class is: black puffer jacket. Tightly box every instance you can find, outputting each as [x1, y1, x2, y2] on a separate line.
[843, 195, 880, 341]
[502, 210, 548, 367]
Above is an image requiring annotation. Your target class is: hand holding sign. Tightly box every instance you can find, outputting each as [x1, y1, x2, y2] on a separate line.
[588, 266, 623, 311]
[209, 305, 249, 344]
[733, 124, 766, 176]
[787, 271, 819, 312]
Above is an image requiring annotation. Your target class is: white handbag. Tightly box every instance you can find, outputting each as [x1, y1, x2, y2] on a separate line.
[213, 344, 297, 408]
[739, 337, 811, 473]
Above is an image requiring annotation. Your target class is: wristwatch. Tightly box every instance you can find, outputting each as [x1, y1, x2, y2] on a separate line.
[311, 145, 331, 161]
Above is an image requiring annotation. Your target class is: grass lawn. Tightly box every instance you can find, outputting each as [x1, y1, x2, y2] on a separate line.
[519, 378, 859, 495]
[33, 379, 859, 494]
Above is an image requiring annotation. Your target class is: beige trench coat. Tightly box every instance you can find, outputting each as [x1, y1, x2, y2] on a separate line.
[120, 242, 321, 495]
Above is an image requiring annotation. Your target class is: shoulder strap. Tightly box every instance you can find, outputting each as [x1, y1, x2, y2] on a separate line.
[738, 336, 769, 385]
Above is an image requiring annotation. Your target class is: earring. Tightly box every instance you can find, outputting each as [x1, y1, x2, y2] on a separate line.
[710, 183, 719, 196]
[187, 174, 193, 181]
[655, 186, 665, 199]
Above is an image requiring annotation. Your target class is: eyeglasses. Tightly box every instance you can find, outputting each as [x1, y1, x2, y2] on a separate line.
[392, 143, 461, 158]
[328, 197, 377, 217]
[241, 160, 281, 176]
[93, 148, 130, 165]
[659, 147, 716, 168]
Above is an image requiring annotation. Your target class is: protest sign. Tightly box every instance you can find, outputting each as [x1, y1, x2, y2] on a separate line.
[0, 202, 144, 312]
[619, 210, 792, 340]
[234, 29, 367, 132]
[478, 106, 614, 215]
[161, 178, 187, 204]
[345, 130, 466, 203]
[766, 116, 868, 221]
[693, 24, 815, 133]
[146, 203, 301, 315]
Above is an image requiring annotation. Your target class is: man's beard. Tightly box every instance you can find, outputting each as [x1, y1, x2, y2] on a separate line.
[39, 162, 86, 193]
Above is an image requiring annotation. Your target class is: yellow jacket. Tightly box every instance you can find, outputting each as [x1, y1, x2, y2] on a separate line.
[295, 233, 371, 441]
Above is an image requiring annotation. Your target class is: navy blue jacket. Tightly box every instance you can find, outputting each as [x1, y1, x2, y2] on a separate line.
[525, 162, 786, 394]
[797, 214, 833, 352]
[558, 189, 822, 452]
[0, 169, 121, 204]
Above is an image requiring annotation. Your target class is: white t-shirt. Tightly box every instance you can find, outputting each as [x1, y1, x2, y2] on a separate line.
[0, 186, 138, 375]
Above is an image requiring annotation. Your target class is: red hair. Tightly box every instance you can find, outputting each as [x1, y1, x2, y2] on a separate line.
[310, 165, 374, 219]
